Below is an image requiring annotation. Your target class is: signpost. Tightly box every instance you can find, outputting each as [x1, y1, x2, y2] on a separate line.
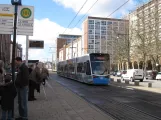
[0, 4, 14, 34]
[17, 6, 34, 36]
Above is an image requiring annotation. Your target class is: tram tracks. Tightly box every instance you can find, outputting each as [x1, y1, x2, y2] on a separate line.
[53, 74, 161, 120]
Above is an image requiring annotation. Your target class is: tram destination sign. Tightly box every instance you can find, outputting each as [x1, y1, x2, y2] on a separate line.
[17, 5, 34, 36]
[0, 4, 14, 34]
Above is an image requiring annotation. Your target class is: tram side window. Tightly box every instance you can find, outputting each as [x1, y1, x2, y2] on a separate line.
[77, 63, 83, 73]
[86, 61, 91, 75]
[64, 65, 68, 72]
[69, 64, 74, 73]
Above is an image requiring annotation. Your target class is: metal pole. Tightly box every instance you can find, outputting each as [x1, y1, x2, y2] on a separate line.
[12, 4, 18, 118]
[26, 36, 29, 66]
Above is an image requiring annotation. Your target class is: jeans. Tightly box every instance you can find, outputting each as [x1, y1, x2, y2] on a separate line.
[17, 86, 28, 119]
[1, 110, 13, 120]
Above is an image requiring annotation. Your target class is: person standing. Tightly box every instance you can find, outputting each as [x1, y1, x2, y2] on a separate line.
[15, 57, 29, 120]
[41, 64, 49, 86]
[1, 75, 17, 120]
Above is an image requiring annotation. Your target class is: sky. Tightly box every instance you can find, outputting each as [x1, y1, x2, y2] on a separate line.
[1, 0, 149, 62]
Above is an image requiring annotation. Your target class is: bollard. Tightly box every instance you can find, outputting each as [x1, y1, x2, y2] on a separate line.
[117, 79, 121, 83]
[148, 82, 152, 88]
[134, 81, 139, 86]
[111, 78, 114, 82]
[125, 80, 130, 84]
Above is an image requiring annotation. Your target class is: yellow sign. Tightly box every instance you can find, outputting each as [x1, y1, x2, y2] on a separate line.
[21, 8, 32, 18]
[0, 13, 13, 17]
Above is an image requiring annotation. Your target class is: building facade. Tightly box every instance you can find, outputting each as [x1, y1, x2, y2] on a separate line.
[127, 0, 161, 71]
[82, 16, 129, 64]
[59, 34, 81, 44]
[58, 37, 82, 61]
[56, 34, 81, 62]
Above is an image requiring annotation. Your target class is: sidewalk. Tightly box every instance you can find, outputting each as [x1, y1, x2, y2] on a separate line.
[14, 79, 114, 120]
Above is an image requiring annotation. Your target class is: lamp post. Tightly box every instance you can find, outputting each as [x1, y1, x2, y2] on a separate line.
[11, 0, 22, 117]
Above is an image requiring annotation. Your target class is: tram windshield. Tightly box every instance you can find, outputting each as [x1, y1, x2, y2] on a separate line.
[91, 61, 108, 75]
[90, 53, 110, 75]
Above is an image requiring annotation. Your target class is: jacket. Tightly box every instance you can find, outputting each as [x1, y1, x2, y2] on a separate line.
[1, 82, 17, 110]
[41, 68, 49, 79]
[29, 67, 42, 83]
[15, 63, 29, 87]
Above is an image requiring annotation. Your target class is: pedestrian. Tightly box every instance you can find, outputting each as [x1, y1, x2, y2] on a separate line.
[29, 62, 41, 100]
[28, 64, 37, 101]
[15, 57, 29, 120]
[41, 64, 49, 86]
[1, 75, 17, 120]
[0, 60, 6, 86]
[0, 60, 6, 103]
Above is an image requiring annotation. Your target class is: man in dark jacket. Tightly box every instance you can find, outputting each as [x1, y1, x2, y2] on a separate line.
[15, 57, 29, 120]
[1, 75, 17, 120]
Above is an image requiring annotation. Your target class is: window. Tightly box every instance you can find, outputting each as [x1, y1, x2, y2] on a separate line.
[101, 31, 106, 35]
[95, 25, 100, 29]
[88, 40, 94, 44]
[95, 35, 100, 39]
[69, 64, 74, 73]
[107, 21, 112, 25]
[89, 20, 94, 24]
[89, 35, 94, 39]
[101, 21, 106, 25]
[89, 29, 94, 34]
[89, 25, 94, 29]
[95, 21, 100, 25]
[101, 26, 107, 30]
[77, 63, 83, 73]
[95, 29, 100, 34]
[113, 21, 118, 26]
[101, 35, 106, 39]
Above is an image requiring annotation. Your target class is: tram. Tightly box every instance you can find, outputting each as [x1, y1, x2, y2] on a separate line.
[57, 53, 110, 85]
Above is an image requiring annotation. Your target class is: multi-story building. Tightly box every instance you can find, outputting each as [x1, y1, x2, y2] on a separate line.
[58, 37, 82, 61]
[82, 16, 129, 64]
[56, 34, 81, 61]
[128, 0, 161, 70]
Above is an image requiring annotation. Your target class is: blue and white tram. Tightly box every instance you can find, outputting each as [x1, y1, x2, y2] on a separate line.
[57, 53, 110, 85]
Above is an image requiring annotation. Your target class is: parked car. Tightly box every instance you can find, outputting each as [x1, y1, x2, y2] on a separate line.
[117, 70, 126, 77]
[121, 69, 144, 82]
[156, 72, 161, 80]
[145, 70, 158, 80]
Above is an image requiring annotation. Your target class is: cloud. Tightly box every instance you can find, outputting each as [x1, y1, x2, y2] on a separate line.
[53, 0, 145, 17]
[16, 18, 81, 62]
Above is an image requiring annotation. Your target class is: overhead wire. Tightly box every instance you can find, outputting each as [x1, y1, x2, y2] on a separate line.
[62, 0, 88, 34]
[67, 0, 99, 34]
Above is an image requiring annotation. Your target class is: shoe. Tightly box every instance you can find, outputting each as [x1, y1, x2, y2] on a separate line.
[15, 117, 23, 120]
[15, 117, 28, 120]
[28, 98, 34, 101]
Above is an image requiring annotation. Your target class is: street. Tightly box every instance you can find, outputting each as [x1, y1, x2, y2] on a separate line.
[50, 73, 161, 120]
